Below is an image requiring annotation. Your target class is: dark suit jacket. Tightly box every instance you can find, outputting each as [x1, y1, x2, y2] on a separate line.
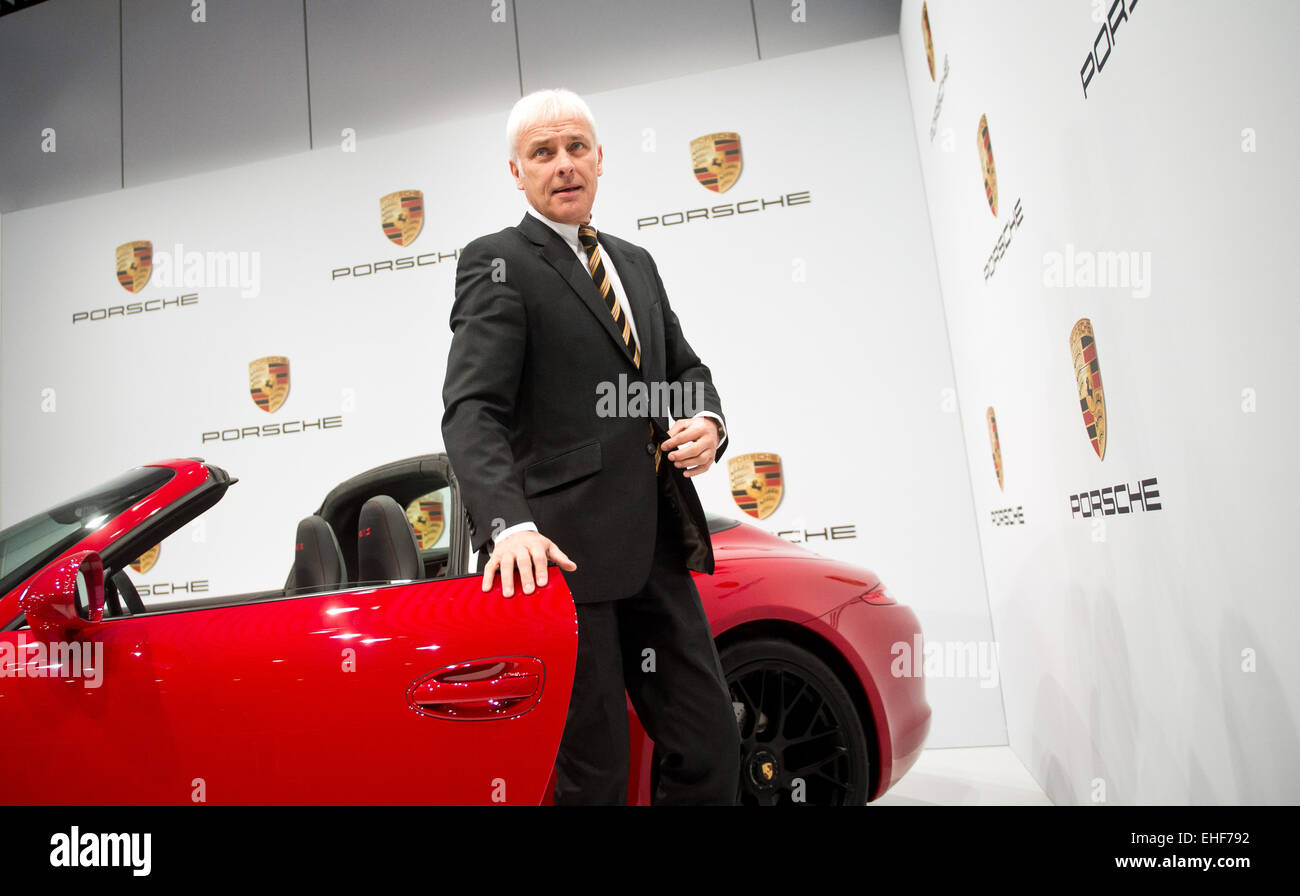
[441, 212, 727, 603]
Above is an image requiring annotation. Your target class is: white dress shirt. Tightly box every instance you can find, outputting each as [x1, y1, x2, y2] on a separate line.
[493, 207, 727, 544]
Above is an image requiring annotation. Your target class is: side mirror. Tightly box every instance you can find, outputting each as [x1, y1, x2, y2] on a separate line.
[19, 550, 105, 642]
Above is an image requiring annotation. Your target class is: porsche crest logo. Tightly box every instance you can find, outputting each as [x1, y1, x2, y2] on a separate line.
[405, 492, 445, 549]
[380, 190, 424, 247]
[986, 407, 1004, 490]
[249, 356, 291, 414]
[922, 2, 936, 81]
[690, 133, 742, 194]
[115, 240, 153, 293]
[760, 761, 775, 781]
[977, 114, 998, 217]
[130, 544, 160, 574]
[1070, 319, 1107, 460]
[728, 452, 783, 520]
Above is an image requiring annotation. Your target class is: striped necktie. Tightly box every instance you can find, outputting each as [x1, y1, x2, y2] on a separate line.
[577, 224, 660, 472]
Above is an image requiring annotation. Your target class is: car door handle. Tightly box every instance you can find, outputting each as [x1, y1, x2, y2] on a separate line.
[407, 656, 544, 720]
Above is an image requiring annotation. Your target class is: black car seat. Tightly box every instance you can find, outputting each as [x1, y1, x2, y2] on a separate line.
[287, 514, 347, 594]
[357, 495, 422, 583]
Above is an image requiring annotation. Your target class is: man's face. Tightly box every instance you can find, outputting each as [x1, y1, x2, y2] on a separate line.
[509, 115, 603, 225]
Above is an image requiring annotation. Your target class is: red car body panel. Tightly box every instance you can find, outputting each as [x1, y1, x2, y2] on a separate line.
[1, 458, 929, 805]
[801, 600, 931, 799]
[1, 575, 578, 805]
[618, 540, 930, 804]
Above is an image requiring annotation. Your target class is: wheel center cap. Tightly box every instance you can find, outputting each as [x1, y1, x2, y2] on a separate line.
[747, 748, 780, 789]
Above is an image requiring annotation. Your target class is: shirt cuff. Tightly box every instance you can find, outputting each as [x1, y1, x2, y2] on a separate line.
[495, 521, 538, 542]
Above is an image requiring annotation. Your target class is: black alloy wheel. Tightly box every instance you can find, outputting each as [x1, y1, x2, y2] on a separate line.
[722, 637, 871, 806]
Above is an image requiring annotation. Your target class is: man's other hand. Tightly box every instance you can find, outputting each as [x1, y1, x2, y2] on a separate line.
[482, 530, 577, 597]
[662, 417, 720, 478]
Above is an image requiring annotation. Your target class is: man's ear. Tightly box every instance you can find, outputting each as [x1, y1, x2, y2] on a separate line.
[509, 158, 524, 190]
[596, 144, 603, 177]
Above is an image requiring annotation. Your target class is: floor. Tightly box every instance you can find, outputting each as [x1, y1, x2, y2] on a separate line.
[872, 745, 1054, 805]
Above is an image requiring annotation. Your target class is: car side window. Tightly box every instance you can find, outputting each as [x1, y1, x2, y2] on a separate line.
[109, 543, 163, 615]
[402, 486, 452, 580]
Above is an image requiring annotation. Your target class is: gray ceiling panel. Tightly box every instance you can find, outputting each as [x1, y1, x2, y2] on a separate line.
[0, 0, 122, 213]
[754, 0, 899, 58]
[305, 0, 522, 145]
[121, 0, 310, 187]
[2, 0, 887, 211]
[515, 0, 758, 97]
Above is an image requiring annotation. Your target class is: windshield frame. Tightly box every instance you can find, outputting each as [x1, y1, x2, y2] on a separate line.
[0, 466, 177, 601]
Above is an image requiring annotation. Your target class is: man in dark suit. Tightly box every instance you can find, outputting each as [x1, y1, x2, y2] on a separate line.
[441, 88, 740, 805]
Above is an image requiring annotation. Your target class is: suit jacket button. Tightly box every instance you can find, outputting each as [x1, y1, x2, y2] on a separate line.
[646, 442, 657, 455]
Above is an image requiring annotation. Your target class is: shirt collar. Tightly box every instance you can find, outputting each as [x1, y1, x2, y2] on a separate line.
[526, 206, 596, 254]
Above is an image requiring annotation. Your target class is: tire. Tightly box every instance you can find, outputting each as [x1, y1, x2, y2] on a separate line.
[720, 637, 871, 806]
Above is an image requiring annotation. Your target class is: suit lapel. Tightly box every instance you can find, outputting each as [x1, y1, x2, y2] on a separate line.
[603, 236, 668, 433]
[598, 234, 657, 380]
[515, 214, 646, 376]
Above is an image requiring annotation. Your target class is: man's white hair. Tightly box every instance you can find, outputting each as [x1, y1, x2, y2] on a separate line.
[506, 88, 599, 163]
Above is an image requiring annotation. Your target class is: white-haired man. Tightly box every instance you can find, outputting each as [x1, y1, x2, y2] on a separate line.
[441, 88, 740, 805]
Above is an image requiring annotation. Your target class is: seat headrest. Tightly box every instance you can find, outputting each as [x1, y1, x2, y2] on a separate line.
[358, 495, 422, 583]
[290, 515, 347, 593]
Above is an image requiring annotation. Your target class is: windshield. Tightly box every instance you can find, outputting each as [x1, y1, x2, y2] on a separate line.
[0, 466, 175, 599]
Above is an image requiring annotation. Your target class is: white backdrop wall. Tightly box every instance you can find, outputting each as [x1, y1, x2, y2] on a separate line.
[900, 0, 1299, 802]
[1, 37, 1003, 749]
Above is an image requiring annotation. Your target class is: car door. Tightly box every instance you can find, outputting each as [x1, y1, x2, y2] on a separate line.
[0, 572, 577, 805]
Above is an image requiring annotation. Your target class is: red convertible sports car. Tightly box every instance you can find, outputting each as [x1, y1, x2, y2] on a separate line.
[0, 456, 929, 805]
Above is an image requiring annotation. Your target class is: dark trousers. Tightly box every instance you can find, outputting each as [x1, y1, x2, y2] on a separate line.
[552, 492, 741, 805]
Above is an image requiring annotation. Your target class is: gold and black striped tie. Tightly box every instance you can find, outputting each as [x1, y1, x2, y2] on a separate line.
[577, 224, 660, 472]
